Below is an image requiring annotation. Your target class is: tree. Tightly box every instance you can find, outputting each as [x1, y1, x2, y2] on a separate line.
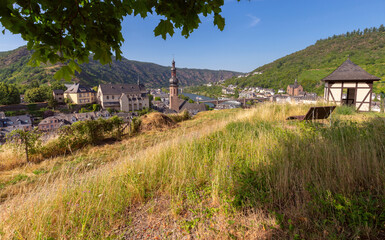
[24, 87, 47, 103]
[28, 80, 40, 89]
[0, 82, 20, 105]
[0, 1, 231, 80]
[92, 104, 101, 112]
[39, 85, 53, 100]
[379, 24, 385, 33]
[234, 89, 239, 98]
[179, 94, 190, 101]
[47, 95, 58, 109]
[50, 81, 67, 91]
[6, 128, 42, 163]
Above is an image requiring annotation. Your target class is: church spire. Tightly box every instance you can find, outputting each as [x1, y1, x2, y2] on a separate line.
[169, 59, 178, 86]
[169, 59, 179, 111]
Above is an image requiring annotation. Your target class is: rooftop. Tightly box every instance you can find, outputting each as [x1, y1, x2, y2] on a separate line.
[322, 59, 381, 82]
[64, 83, 95, 93]
[99, 83, 146, 95]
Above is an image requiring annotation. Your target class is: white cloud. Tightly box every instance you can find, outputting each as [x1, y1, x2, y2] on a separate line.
[247, 14, 261, 27]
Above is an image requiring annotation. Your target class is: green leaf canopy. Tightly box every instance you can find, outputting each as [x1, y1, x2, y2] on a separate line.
[0, 0, 233, 80]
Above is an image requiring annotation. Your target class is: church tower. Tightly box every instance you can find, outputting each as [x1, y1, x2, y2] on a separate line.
[169, 59, 179, 111]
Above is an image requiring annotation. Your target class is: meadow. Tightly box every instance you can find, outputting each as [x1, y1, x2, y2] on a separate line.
[0, 103, 384, 239]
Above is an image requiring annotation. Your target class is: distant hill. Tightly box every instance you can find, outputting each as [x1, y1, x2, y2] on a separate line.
[226, 26, 385, 95]
[0, 46, 241, 88]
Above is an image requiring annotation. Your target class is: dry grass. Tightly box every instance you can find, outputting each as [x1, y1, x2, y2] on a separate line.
[0, 103, 384, 239]
[140, 112, 176, 132]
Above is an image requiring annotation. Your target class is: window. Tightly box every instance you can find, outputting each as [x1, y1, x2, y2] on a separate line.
[112, 95, 114, 99]
[51, 125, 53, 128]
[107, 96, 109, 100]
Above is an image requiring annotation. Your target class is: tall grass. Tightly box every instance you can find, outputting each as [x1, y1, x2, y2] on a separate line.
[1, 103, 384, 239]
[335, 105, 356, 115]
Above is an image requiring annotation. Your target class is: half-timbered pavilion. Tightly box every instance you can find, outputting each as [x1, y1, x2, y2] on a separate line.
[323, 59, 380, 111]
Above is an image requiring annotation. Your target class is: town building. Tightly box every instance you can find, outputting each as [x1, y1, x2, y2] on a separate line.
[239, 91, 256, 99]
[64, 83, 96, 104]
[214, 101, 242, 110]
[323, 59, 380, 111]
[0, 114, 33, 132]
[287, 79, 304, 96]
[222, 88, 235, 95]
[97, 83, 149, 111]
[53, 89, 65, 103]
[38, 116, 68, 131]
[38, 111, 111, 131]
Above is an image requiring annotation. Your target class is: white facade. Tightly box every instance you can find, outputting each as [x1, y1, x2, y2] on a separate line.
[324, 82, 373, 111]
[97, 84, 149, 112]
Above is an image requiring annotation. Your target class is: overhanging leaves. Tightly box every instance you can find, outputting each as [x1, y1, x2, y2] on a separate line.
[154, 19, 175, 39]
[0, 0, 238, 80]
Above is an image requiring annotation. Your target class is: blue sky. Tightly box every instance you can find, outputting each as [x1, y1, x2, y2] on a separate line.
[1, 0, 385, 73]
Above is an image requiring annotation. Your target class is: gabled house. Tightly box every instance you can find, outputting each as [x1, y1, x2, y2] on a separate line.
[0, 115, 33, 132]
[97, 83, 149, 112]
[38, 116, 69, 131]
[64, 83, 96, 104]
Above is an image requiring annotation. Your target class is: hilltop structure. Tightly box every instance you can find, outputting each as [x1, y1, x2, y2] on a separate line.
[97, 83, 149, 112]
[287, 79, 304, 96]
[322, 59, 380, 111]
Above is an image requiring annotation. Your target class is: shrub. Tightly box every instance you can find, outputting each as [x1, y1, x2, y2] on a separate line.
[41, 116, 124, 157]
[130, 117, 141, 135]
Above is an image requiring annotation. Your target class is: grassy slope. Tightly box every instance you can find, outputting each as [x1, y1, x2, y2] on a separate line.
[226, 30, 385, 95]
[1, 105, 385, 239]
[0, 47, 240, 88]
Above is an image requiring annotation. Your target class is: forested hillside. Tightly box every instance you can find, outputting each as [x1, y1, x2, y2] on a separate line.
[226, 26, 385, 95]
[0, 46, 240, 88]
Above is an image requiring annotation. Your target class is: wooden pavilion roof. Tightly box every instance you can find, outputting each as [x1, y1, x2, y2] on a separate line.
[322, 59, 381, 82]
